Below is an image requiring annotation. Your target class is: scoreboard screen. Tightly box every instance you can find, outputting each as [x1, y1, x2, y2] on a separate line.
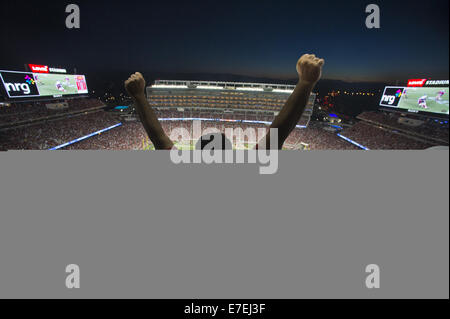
[0, 70, 89, 99]
[380, 86, 449, 117]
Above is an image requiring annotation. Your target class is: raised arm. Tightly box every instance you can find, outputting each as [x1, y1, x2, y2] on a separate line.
[258, 54, 324, 149]
[124, 72, 174, 150]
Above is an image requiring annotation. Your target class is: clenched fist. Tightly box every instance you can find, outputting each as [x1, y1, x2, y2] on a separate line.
[296, 54, 324, 85]
[125, 72, 146, 99]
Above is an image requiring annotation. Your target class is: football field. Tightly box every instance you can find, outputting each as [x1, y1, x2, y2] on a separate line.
[34, 73, 79, 96]
[398, 87, 449, 115]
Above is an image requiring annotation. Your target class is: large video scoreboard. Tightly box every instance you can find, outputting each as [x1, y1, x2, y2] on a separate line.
[379, 79, 449, 117]
[0, 70, 88, 99]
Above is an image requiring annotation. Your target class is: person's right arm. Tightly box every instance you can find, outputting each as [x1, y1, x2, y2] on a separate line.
[257, 54, 324, 149]
[124, 72, 174, 150]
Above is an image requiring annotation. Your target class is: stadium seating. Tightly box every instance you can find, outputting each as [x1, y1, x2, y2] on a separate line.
[339, 121, 434, 150]
[357, 111, 449, 144]
[1, 109, 118, 151]
[1, 94, 447, 151]
[0, 98, 105, 127]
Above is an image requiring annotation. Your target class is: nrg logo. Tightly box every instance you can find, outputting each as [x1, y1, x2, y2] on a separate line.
[0, 71, 40, 97]
[4, 75, 34, 95]
[381, 88, 404, 106]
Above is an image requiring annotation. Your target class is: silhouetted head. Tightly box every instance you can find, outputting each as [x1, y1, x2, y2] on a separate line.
[195, 133, 232, 150]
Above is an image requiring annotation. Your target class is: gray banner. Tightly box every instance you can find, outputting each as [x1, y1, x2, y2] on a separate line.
[0, 151, 448, 299]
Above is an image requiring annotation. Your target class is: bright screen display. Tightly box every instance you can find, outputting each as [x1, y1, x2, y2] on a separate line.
[380, 86, 449, 116]
[0, 70, 89, 99]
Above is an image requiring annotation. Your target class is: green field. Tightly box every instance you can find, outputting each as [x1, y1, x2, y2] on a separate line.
[34, 73, 79, 96]
[398, 87, 449, 115]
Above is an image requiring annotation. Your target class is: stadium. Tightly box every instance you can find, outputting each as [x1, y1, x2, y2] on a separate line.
[0, 69, 449, 151]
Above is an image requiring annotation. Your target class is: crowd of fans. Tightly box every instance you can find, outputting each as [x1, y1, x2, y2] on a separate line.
[1, 98, 447, 151]
[0, 106, 358, 151]
[148, 93, 288, 112]
[58, 119, 357, 151]
[146, 110, 351, 149]
[157, 120, 355, 150]
[340, 121, 434, 150]
[0, 110, 119, 151]
[284, 122, 358, 150]
[153, 109, 276, 123]
[65, 121, 148, 150]
[0, 98, 105, 126]
[358, 111, 449, 144]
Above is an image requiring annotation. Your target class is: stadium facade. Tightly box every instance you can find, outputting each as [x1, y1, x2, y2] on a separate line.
[146, 80, 316, 127]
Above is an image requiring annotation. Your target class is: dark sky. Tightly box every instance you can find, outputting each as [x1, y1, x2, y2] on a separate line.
[0, 0, 448, 82]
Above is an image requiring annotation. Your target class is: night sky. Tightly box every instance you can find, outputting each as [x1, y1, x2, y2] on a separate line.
[0, 0, 448, 83]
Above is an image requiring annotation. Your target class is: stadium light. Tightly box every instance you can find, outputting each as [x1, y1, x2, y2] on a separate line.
[196, 86, 225, 90]
[235, 87, 264, 92]
[272, 89, 294, 94]
[151, 85, 189, 89]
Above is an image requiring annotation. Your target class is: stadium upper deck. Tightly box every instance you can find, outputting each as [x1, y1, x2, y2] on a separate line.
[146, 80, 315, 114]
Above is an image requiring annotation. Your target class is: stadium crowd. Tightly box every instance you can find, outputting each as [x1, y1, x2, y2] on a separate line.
[340, 121, 434, 150]
[1, 106, 360, 151]
[148, 93, 288, 112]
[65, 121, 148, 150]
[0, 98, 105, 126]
[0, 110, 119, 151]
[156, 119, 357, 150]
[358, 111, 449, 143]
[1, 98, 447, 151]
[153, 109, 276, 123]
[1, 107, 443, 151]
